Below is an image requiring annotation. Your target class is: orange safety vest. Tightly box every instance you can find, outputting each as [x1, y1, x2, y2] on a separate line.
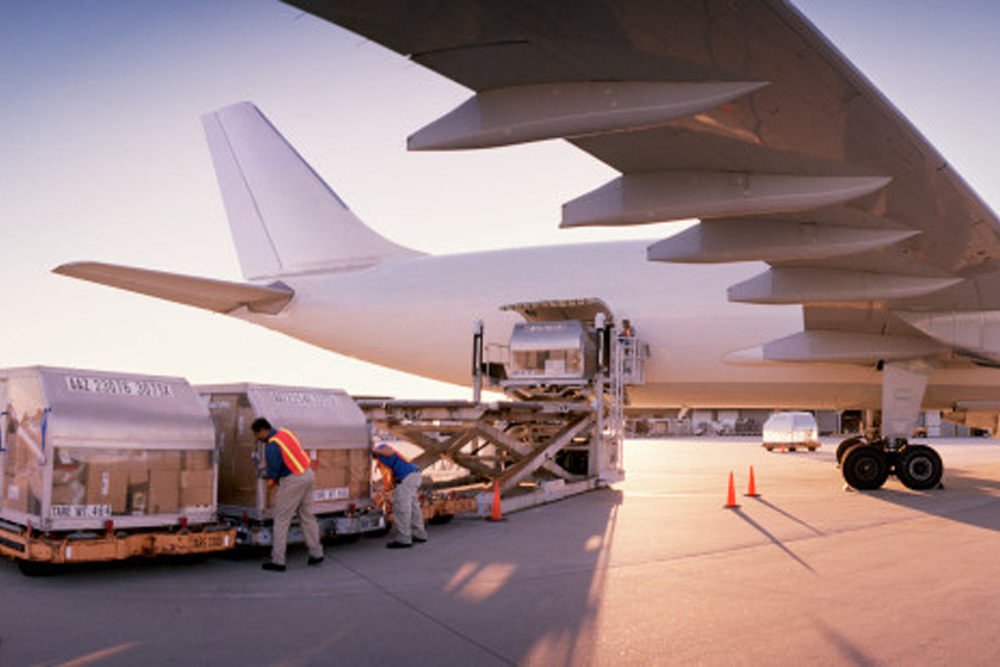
[269, 428, 311, 475]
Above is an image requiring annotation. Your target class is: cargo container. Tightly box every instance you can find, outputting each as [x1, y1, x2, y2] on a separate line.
[505, 320, 597, 383]
[0, 366, 235, 571]
[199, 383, 385, 546]
[762, 411, 821, 451]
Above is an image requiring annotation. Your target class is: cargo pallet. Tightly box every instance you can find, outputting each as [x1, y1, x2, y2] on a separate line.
[0, 518, 236, 574]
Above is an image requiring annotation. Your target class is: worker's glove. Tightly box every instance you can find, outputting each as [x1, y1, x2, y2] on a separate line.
[250, 451, 261, 466]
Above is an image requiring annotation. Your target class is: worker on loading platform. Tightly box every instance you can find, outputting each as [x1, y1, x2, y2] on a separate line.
[252, 417, 325, 571]
[373, 441, 428, 549]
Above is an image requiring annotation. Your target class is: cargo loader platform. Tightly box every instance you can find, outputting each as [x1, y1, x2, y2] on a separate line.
[360, 300, 645, 516]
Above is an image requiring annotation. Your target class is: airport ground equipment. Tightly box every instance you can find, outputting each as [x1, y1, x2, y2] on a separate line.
[0, 366, 235, 573]
[199, 384, 385, 547]
[762, 412, 820, 452]
[361, 300, 644, 513]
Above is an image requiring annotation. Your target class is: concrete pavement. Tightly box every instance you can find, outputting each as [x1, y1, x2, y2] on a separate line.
[3, 438, 1000, 665]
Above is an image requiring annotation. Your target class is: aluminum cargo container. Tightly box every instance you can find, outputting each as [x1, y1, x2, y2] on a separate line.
[0, 366, 220, 531]
[199, 383, 384, 545]
[506, 320, 597, 383]
[762, 411, 821, 451]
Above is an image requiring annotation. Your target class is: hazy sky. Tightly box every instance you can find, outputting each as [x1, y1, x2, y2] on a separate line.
[2, 1, 999, 398]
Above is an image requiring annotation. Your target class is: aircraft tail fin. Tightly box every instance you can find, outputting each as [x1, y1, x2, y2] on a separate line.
[201, 102, 421, 280]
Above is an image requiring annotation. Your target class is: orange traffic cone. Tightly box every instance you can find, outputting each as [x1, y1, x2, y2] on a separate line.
[724, 471, 740, 509]
[486, 480, 505, 521]
[745, 466, 760, 497]
[781, 443, 786, 454]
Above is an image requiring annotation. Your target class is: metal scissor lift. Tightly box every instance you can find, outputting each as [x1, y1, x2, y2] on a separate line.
[359, 299, 645, 515]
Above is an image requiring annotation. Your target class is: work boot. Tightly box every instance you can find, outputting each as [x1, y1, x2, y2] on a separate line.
[262, 561, 287, 572]
[307, 556, 325, 566]
[386, 541, 412, 549]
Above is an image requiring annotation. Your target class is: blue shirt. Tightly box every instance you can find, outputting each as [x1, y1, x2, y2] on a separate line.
[374, 450, 419, 484]
[264, 429, 292, 481]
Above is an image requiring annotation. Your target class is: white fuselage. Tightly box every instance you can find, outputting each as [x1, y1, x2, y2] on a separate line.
[238, 239, 1000, 409]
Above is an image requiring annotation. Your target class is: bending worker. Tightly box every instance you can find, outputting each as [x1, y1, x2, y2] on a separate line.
[373, 442, 428, 549]
[252, 417, 325, 571]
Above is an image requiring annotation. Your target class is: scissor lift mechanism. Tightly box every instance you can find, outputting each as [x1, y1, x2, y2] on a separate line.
[360, 303, 644, 514]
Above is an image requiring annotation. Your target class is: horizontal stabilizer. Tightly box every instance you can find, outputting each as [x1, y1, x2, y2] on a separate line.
[53, 262, 293, 315]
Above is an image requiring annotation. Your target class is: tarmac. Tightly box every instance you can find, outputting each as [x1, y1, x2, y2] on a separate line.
[4, 437, 1000, 666]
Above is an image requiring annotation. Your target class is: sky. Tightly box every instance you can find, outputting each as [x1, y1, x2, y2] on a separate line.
[1, 0, 999, 399]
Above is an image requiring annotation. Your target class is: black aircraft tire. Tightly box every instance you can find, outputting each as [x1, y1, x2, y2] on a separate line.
[836, 436, 865, 466]
[895, 445, 943, 490]
[842, 444, 889, 490]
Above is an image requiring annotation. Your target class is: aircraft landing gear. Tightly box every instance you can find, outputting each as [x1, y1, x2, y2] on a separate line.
[894, 444, 943, 490]
[841, 441, 889, 490]
[837, 437, 943, 491]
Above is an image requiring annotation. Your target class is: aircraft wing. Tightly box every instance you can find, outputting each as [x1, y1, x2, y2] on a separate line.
[284, 0, 1000, 366]
[54, 262, 294, 315]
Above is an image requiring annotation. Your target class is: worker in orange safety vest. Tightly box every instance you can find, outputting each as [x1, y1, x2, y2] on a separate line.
[252, 417, 324, 571]
[373, 441, 428, 549]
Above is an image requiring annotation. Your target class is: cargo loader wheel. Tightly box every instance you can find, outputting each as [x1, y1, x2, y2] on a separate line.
[895, 444, 943, 490]
[842, 444, 889, 490]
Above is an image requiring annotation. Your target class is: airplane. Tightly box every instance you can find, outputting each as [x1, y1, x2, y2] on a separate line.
[54, 0, 1000, 492]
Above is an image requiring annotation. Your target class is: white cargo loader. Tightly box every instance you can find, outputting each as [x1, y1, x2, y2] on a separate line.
[199, 383, 385, 547]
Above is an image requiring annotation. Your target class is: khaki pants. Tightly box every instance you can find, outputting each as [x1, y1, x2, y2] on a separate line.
[271, 467, 323, 565]
[392, 471, 427, 545]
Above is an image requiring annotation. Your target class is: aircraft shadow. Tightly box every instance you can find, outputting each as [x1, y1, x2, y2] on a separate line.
[857, 468, 1000, 534]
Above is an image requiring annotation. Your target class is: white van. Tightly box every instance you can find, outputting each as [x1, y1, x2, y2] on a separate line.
[762, 412, 820, 452]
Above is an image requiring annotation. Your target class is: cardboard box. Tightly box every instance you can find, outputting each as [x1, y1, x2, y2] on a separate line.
[148, 469, 180, 514]
[85, 463, 128, 514]
[145, 451, 182, 471]
[127, 469, 151, 515]
[51, 482, 85, 505]
[182, 450, 213, 470]
[314, 449, 349, 489]
[349, 449, 371, 485]
[3, 474, 29, 513]
[180, 469, 213, 507]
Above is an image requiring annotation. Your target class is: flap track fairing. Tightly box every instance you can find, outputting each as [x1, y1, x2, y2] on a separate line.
[560, 172, 891, 228]
[408, 81, 768, 151]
